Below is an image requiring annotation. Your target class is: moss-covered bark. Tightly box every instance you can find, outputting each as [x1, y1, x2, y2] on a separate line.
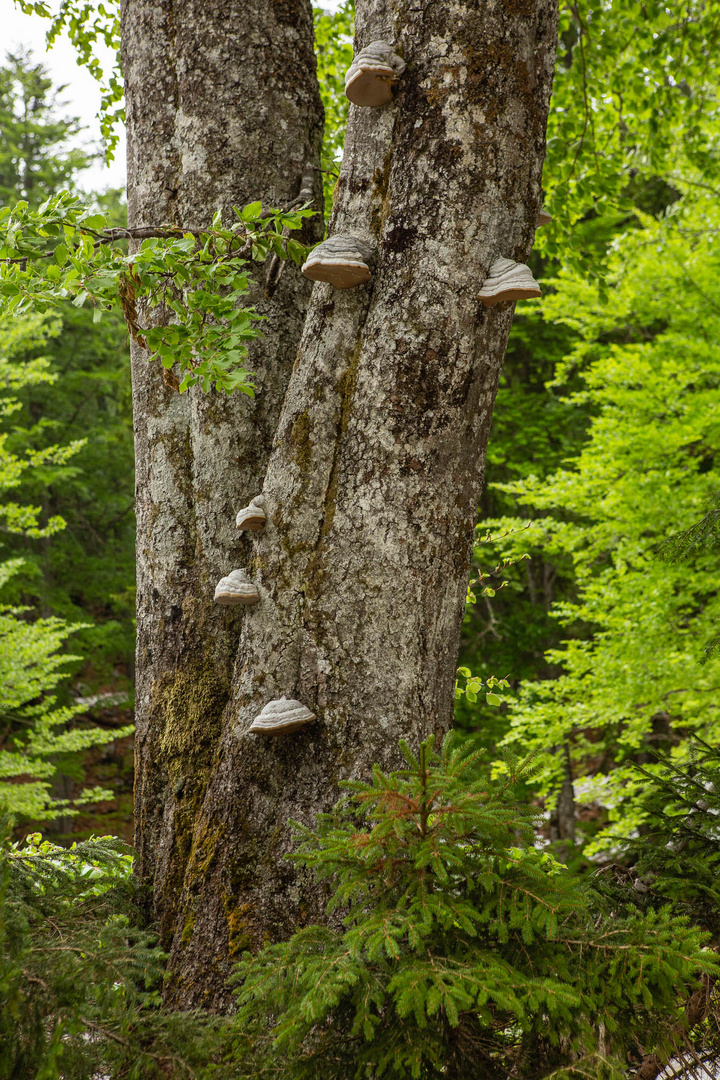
[122, 0, 324, 945]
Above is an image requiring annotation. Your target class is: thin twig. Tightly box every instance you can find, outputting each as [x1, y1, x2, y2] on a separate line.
[79, 1018, 197, 1077]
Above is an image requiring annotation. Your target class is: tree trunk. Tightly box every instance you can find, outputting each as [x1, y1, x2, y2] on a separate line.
[162, 0, 559, 1008]
[121, 0, 324, 947]
[549, 741, 576, 855]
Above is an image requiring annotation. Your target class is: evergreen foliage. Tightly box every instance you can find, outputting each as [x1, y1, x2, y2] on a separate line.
[622, 739, 720, 943]
[218, 737, 716, 1080]
[0, 339, 133, 816]
[658, 493, 720, 659]
[0, 822, 223, 1079]
[0, 597, 120, 821]
[600, 742, 720, 1076]
[0, 51, 135, 825]
[1, 255, 136, 680]
[0, 52, 136, 698]
[0, 303, 133, 821]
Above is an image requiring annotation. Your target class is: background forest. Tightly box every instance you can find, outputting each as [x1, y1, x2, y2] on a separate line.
[2, 1, 720, 1077]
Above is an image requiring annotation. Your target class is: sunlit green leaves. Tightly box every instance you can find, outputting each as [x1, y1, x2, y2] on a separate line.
[313, 2, 354, 216]
[491, 191, 720, 852]
[0, 191, 314, 395]
[455, 667, 510, 706]
[12, 0, 123, 159]
[541, 0, 720, 272]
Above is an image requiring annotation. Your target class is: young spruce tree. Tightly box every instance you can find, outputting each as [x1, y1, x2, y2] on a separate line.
[218, 736, 716, 1080]
[0, 822, 222, 1079]
[607, 740, 720, 1078]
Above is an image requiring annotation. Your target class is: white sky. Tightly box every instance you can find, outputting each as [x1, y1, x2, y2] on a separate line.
[1, 0, 127, 192]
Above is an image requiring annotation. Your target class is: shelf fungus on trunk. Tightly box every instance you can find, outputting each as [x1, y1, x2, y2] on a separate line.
[248, 697, 317, 735]
[236, 494, 266, 532]
[536, 208, 552, 226]
[214, 569, 260, 606]
[477, 257, 542, 307]
[301, 234, 374, 289]
[344, 41, 406, 107]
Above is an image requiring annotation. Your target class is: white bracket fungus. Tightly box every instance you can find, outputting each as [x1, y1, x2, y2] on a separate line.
[214, 569, 260, 606]
[236, 494, 266, 531]
[344, 41, 406, 107]
[301, 234, 374, 289]
[477, 257, 542, 306]
[248, 697, 317, 735]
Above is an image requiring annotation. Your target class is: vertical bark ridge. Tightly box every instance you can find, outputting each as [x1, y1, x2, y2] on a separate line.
[122, 0, 324, 946]
[168, 0, 559, 1007]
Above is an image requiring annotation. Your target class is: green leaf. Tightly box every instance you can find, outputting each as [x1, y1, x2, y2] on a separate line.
[241, 200, 262, 222]
[79, 213, 106, 230]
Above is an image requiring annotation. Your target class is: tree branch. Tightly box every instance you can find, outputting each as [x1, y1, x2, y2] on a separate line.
[79, 1018, 197, 1076]
[632, 979, 713, 1080]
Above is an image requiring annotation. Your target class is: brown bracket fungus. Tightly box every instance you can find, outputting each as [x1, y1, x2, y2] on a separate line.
[301, 235, 374, 289]
[214, 569, 260, 606]
[248, 696, 317, 735]
[477, 257, 542, 307]
[344, 41, 406, 107]
[536, 208, 552, 226]
[236, 494, 266, 531]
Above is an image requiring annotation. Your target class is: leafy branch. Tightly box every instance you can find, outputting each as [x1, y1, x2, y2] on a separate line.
[0, 191, 315, 394]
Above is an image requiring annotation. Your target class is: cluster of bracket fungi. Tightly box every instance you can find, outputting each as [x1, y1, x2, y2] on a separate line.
[299, 40, 550, 301]
[214, 492, 318, 736]
[215, 40, 552, 737]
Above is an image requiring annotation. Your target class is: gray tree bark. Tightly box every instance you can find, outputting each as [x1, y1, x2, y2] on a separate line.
[157, 0, 559, 1008]
[121, 0, 324, 947]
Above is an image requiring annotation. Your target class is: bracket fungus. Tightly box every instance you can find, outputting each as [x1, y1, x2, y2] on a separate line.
[301, 234, 374, 289]
[536, 208, 552, 227]
[344, 41, 406, 107]
[477, 257, 542, 307]
[214, 569, 260, 606]
[248, 697, 316, 735]
[236, 494, 266, 532]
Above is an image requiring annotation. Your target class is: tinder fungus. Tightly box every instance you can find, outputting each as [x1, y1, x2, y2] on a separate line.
[249, 697, 316, 735]
[477, 257, 542, 306]
[236, 494, 266, 532]
[214, 569, 260, 606]
[344, 41, 406, 107]
[536, 208, 552, 227]
[301, 234, 374, 289]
